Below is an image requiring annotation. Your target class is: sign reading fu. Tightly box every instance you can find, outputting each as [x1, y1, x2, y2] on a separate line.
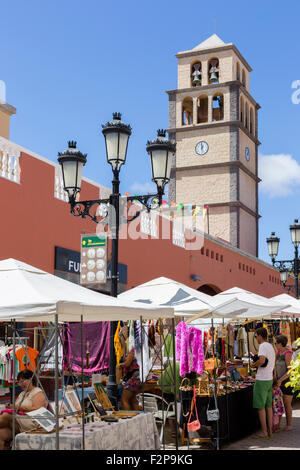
[55, 246, 81, 274]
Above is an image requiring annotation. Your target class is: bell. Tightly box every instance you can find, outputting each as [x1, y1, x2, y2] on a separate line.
[210, 72, 218, 83]
[192, 75, 201, 86]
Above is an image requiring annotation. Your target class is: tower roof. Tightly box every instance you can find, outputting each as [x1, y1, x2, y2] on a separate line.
[192, 34, 228, 51]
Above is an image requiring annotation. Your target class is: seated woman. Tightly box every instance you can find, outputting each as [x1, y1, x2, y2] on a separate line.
[119, 348, 142, 411]
[0, 369, 48, 449]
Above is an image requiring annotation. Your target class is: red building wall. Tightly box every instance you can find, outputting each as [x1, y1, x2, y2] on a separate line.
[0, 146, 286, 299]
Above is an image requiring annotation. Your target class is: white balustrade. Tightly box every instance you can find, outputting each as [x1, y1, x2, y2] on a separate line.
[0, 139, 20, 183]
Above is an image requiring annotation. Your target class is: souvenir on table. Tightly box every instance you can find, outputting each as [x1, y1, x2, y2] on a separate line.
[94, 382, 114, 410]
[87, 393, 107, 416]
[26, 407, 57, 433]
[65, 390, 82, 413]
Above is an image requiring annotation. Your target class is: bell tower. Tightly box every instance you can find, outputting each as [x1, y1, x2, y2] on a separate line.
[0, 80, 16, 140]
[167, 34, 261, 257]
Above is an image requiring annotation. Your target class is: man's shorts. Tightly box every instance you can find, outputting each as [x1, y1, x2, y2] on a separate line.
[253, 379, 273, 409]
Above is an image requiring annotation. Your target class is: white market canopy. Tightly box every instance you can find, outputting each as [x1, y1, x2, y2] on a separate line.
[271, 293, 300, 317]
[118, 276, 241, 316]
[0, 259, 174, 322]
[206, 287, 290, 319]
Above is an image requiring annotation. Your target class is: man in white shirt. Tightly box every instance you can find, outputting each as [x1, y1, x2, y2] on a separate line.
[251, 327, 275, 439]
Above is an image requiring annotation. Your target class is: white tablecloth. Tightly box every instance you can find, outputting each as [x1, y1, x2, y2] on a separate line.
[15, 413, 160, 450]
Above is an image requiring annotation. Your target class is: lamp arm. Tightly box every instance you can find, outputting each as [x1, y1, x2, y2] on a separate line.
[69, 197, 110, 224]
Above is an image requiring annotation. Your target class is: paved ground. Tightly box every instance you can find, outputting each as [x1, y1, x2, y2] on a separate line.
[161, 399, 300, 451]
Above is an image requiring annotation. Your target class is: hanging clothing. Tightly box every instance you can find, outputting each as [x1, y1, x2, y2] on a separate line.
[135, 323, 152, 382]
[280, 321, 291, 346]
[176, 322, 204, 377]
[63, 322, 110, 374]
[114, 321, 123, 367]
[226, 324, 235, 360]
[128, 321, 135, 352]
[39, 328, 63, 372]
[15, 346, 39, 372]
[237, 327, 247, 358]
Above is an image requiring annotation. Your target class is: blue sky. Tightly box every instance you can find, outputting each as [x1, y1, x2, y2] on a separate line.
[1, 0, 300, 263]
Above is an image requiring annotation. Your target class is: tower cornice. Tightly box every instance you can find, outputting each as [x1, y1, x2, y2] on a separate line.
[166, 80, 261, 110]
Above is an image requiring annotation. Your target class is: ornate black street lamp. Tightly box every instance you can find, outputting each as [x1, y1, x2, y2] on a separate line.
[58, 113, 175, 407]
[266, 219, 300, 299]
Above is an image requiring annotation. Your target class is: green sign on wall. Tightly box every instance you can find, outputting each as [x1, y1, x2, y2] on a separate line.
[81, 235, 106, 248]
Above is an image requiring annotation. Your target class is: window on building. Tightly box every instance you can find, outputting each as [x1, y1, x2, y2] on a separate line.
[208, 58, 219, 84]
[236, 62, 240, 81]
[182, 97, 193, 125]
[197, 95, 208, 123]
[250, 108, 254, 135]
[240, 96, 244, 123]
[191, 61, 202, 87]
[242, 69, 246, 87]
[212, 93, 224, 121]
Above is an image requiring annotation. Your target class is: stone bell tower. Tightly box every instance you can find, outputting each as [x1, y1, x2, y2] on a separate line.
[167, 34, 260, 257]
[0, 80, 16, 139]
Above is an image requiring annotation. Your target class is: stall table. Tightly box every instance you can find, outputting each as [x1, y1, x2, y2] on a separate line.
[180, 385, 260, 448]
[15, 413, 160, 450]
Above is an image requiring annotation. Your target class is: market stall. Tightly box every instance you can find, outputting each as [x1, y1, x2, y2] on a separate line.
[180, 288, 290, 448]
[0, 259, 176, 451]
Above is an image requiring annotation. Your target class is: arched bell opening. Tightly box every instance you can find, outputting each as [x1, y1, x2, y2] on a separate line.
[245, 101, 249, 129]
[236, 62, 240, 81]
[182, 97, 193, 125]
[208, 58, 219, 84]
[212, 93, 224, 121]
[191, 61, 202, 87]
[242, 69, 246, 87]
[197, 95, 208, 123]
[240, 96, 244, 123]
[250, 107, 254, 135]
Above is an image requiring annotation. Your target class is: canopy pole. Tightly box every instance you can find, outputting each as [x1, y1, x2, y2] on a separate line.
[55, 314, 59, 450]
[81, 315, 85, 450]
[211, 317, 219, 450]
[172, 317, 178, 450]
[140, 316, 145, 412]
[246, 319, 251, 375]
[12, 319, 16, 450]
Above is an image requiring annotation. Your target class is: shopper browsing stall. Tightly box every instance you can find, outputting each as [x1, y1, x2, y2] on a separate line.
[251, 327, 275, 439]
[274, 335, 293, 431]
[119, 349, 142, 411]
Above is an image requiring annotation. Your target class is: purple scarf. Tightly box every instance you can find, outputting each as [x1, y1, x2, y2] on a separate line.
[63, 322, 110, 374]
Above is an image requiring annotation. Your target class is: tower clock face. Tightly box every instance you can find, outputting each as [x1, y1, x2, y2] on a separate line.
[245, 147, 250, 161]
[195, 141, 209, 156]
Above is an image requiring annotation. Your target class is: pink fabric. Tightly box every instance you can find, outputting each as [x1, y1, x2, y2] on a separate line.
[0, 409, 26, 416]
[176, 322, 204, 376]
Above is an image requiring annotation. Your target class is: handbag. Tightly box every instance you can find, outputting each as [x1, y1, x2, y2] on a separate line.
[206, 385, 220, 422]
[195, 372, 210, 397]
[187, 386, 201, 432]
[203, 344, 216, 371]
[179, 377, 192, 392]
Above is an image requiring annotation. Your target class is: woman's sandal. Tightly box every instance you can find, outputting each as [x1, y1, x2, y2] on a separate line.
[252, 433, 269, 439]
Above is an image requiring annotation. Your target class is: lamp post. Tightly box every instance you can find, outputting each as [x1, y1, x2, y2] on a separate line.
[58, 113, 175, 407]
[266, 219, 300, 299]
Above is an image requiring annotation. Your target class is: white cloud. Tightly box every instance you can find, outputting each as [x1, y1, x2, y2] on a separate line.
[259, 153, 300, 198]
[129, 181, 157, 194]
